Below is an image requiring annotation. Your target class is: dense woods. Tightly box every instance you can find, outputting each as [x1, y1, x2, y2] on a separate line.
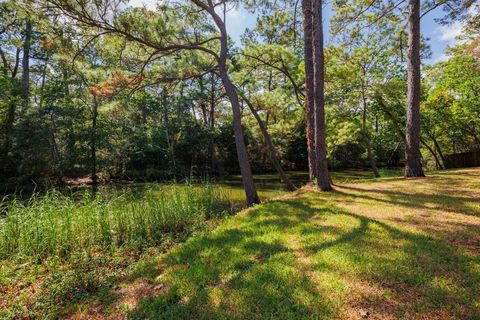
[1, 0, 478, 200]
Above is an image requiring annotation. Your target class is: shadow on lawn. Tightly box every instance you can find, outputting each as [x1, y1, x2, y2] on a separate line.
[129, 210, 338, 319]
[128, 191, 480, 319]
[290, 197, 480, 318]
[336, 183, 480, 217]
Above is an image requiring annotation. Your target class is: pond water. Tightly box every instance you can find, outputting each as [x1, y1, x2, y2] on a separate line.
[82, 168, 403, 205]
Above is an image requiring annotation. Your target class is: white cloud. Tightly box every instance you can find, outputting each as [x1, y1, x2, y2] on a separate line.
[436, 20, 464, 43]
[226, 7, 244, 19]
[214, 5, 247, 21]
[213, 5, 251, 44]
[128, 0, 158, 10]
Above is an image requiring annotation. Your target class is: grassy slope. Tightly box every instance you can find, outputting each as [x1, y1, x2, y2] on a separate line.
[49, 169, 480, 318]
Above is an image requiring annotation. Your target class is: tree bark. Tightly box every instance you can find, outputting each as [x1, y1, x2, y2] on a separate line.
[161, 90, 177, 174]
[1, 27, 25, 174]
[301, 0, 316, 181]
[376, 94, 439, 169]
[2, 101, 16, 174]
[405, 0, 425, 177]
[239, 92, 297, 191]
[208, 7, 259, 205]
[219, 71, 260, 205]
[361, 86, 380, 178]
[421, 139, 441, 170]
[91, 95, 98, 186]
[431, 134, 446, 169]
[209, 72, 217, 176]
[21, 19, 31, 110]
[312, 0, 332, 191]
[363, 131, 380, 177]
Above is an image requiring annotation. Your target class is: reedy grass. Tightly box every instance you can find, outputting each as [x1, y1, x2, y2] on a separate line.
[0, 184, 232, 261]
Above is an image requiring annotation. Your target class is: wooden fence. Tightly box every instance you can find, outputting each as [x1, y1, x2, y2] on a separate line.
[444, 149, 480, 169]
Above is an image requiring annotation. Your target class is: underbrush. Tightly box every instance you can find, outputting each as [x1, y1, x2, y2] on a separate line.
[0, 184, 232, 319]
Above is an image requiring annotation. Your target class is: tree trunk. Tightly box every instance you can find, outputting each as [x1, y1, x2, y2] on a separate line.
[21, 19, 31, 110]
[91, 95, 98, 186]
[312, 0, 332, 191]
[361, 87, 380, 178]
[219, 70, 260, 205]
[161, 90, 177, 174]
[302, 0, 316, 181]
[420, 139, 441, 170]
[209, 7, 259, 205]
[50, 113, 63, 182]
[1, 23, 28, 174]
[405, 0, 425, 177]
[209, 73, 217, 176]
[2, 101, 16, 174]
[376, 94, 439, 170]
[363, 132, 380, 177]
[239, 92, 297, 191]
[431, 135, 446, 169]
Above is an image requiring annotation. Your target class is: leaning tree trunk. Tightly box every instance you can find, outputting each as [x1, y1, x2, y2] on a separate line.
[427, 132, 446, 169]
[219, 71, 260, 205]
[421, 139, 442, 170]
[301, 0, 316, 181]
[210, 11, 259, 205]
[312, 0, 332, 191]
[239, 93, 297, 191]
[405, 0, 425, 177]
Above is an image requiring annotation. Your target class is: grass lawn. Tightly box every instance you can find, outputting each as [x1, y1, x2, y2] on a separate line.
[3, 168, 480, 319]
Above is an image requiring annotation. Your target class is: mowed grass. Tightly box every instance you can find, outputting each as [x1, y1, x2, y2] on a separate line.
[121, 168, 477, 320]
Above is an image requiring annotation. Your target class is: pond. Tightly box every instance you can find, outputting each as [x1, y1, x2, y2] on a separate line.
[82, 168, 403, 206]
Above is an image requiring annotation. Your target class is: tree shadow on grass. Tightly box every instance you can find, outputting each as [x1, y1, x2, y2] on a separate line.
[335, 184, 480, 217]
[128, 201, 342, 320]
[128, 191, 480, 319]
[291, 197, 480, 319]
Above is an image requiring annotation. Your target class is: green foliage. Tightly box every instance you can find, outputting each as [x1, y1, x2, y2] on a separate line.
[423, 46, 480, 152]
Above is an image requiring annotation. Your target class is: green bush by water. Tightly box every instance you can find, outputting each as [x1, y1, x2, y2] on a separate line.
[0, 184, 232, 261]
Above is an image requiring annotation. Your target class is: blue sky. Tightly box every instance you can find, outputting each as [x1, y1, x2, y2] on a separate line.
[130, 0, 467, 64]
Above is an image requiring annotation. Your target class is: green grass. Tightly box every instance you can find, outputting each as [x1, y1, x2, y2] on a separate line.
[2, 168, 478, 319]
[84, 168, 403, 206]
[125, 168, 479, 319]
[0, 184, 233, 319]
[190, 168, 403, 203]
[0, 184, 232, 261]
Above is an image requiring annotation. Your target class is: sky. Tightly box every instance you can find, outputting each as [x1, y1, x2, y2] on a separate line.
[129, 0, 469, 64]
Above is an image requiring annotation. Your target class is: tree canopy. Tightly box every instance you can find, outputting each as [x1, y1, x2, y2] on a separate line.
[0, 0, 479, 201]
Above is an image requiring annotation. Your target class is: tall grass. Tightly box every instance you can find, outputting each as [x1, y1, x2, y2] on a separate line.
[0, 184, 232, 261]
